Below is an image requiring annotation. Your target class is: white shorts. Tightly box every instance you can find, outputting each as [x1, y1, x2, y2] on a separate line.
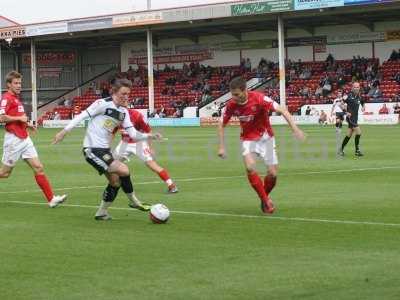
[2, 132, 38, 167]
[114, 141, 153, 163]
[241, 134, 278, 166]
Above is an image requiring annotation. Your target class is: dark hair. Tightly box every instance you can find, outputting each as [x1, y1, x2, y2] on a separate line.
[229, 76, 247, 91]
[112, 78, 132, 92]
[6, 71, 22, 84]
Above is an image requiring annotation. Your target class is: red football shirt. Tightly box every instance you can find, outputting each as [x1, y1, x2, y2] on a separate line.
[222, 91, 278, 141]
[0, 91, 28, 139]
[121, 109, 151, 143]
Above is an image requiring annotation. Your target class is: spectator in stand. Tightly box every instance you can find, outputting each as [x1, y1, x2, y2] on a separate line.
[326, 53, 335, 66]
[299, 86, 311, 98]
[134, 97, 144, 106]
[164, 64, 171, 72]
[393, 103, 400, 114]
[101, 85, 110, 98]
[159, 105, 166, 118]
[240, 58, 246, 72]
[318, 110, 328, 125]
[63, 97, 72, 107]
[389, 49, 399, 61]
[201, 91, 213, 105]
[299, 67, 311, 80]
[54, 111, 61, 120]
[245, 58, 252, 72]
[379, 103, 389, 114]
[368, 84, 384, 102]
[310, 107, 319, 117]
[218, 80, 228, 93]
[202, 80, 211, 94]
[127, 66, 134, 80]
[394, 72, 400, 85]
[305, 106, 311, 115]
[320, 75, 332, 97]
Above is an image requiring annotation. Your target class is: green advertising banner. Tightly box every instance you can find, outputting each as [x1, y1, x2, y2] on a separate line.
[219, 39, 273, 51]
[231, 0, 294, 16]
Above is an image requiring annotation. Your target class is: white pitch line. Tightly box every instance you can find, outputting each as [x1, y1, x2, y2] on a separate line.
[3, 200, 400, 228]
[0, 165, 399, 195]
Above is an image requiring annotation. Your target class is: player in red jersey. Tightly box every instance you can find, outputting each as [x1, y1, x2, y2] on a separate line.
[114, 105, 178, 193]
[218, 77, 305, 214]
[0, 71, 66, 207]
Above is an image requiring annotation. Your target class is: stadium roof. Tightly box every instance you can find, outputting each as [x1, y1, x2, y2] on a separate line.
[1, 0, 400, 50]
[0, 16, 20, 28]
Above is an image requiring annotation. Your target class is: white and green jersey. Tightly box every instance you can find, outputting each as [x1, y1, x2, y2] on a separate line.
[65, 97, 149, 148]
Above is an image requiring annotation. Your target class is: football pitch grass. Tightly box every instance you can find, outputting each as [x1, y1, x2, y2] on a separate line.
[0, 125, 399, 300]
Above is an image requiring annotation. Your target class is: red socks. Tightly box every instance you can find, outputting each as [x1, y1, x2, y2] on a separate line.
[34, 174, 54, 202]
[264, 175, 277, 194]
[247, 171, 268, 202]
[158, 169, 173, 186]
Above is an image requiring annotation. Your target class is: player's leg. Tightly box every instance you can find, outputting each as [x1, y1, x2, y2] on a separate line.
[354, 126, 363, 156]
[25, 156, 67, 207]
[145, 160, 178, 193]
[242, 139, 274, 214]
[0, 164, 13, 178]
[135, 140, 178, 193]
[107, 160, 151, 211]
[95, 172, 120, 220]
[340, 125, 354, 155]
[0, 134, 19, 178]
[262, 136, 278, 196]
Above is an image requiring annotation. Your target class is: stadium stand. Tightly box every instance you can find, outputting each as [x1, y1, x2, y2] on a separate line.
[39, 55, 400, 123]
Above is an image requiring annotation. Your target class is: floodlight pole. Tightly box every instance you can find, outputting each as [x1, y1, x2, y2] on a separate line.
[277, 15, 286, 108]
[146, 0, 155, 113]
[147, 29, 155, 114]
[30, 39, 38, 123]
[0, 42, 2, 95]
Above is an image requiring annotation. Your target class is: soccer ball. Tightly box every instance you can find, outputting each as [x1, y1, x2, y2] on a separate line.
[149, 204, 170, 224]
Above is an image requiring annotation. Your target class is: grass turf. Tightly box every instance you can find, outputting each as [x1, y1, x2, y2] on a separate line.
[0, 125, 399, 300]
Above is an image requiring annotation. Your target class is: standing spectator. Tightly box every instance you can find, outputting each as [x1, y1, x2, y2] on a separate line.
[305, 106, 311, 115]
[389, 50, 399, 61]
[245, 58, 252, 72]
[393, 103, 400, 114]
[379, 103, 389, 114]
[318, 110, 328, 125]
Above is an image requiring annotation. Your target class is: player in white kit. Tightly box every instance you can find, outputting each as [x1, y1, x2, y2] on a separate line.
[53, 79, 162, 220]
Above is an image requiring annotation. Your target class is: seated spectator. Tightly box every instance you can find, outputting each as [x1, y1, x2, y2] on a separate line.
[63, 97, 72, 107]
[318, 110, 328, 125]
[393, 103, 400, 114]
[101, 85, 110, 98]
[368, 86, 384, 102]
[218, 80, 228, 93]
[134, 97, 144, 106]
[394, 72, 400, 85]
[53, 111, 61, 120]
[164, 64, 171, 72]
[379, 103, 389, 114]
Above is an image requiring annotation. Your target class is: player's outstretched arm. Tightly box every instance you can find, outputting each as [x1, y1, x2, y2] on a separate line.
[217, 121, 227, 159]
[52, 111, 90, 144]
[275, 105, 306, 141]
